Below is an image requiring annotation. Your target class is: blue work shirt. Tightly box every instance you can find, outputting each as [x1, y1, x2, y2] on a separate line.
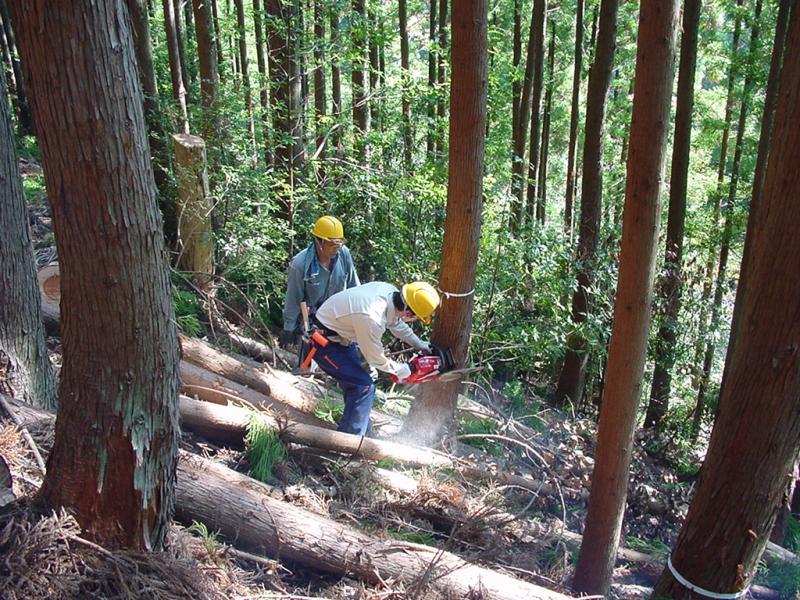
[282, 243, 360, 332]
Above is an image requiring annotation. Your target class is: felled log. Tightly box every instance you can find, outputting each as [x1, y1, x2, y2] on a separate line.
[180, 334, 319, 412]
[175, 451, 575, 600]
[221, 330, 297, 369]
[37, 262, 61, 336]
[178, 396, 553, 495]
[179, 361, 332, 430]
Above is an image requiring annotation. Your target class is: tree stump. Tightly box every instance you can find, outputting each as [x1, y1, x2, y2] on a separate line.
[173, 133, 214, 289]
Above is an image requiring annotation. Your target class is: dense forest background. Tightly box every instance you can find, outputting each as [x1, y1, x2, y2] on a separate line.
[2, 0, 799, 598]
[22, 0, 775, 437]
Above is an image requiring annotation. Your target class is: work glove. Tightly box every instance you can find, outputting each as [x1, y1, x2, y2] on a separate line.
[279, 329, 300, 350]
[393, 363, 412, 383]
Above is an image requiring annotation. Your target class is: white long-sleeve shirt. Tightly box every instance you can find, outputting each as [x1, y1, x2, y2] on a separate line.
[315, 281, 428, 378]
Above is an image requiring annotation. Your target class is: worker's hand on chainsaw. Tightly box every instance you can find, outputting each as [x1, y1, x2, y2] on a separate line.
[393, 363, 412, 383]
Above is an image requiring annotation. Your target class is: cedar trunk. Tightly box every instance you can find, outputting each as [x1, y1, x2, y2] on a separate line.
[253, 0, 271, 166]
[572, 2, 679, 595]
[399, 0, 412, 168]
[351, 0, 370, 162]
[0, 71, 56, 410]
[11, 0, 180, 551]
[554, 0, 619, 408]
[176, 452, 574, 600]
[564, 0, 583, 237]
[645, 0, 701, 428]
[524, 0, 545, 225]
[191, 0, 219, 142]
[165, 0, 190, 133]
[654, 11, 800, 596]
[401, 0, 487, 445]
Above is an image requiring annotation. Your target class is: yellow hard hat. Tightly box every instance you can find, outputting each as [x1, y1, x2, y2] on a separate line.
[401, 281, 440, 324]
[312, 215, 345, 241]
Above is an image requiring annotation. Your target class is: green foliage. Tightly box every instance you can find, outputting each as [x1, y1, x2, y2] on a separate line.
[756, 560, 800, 598]
[314, 396, 344, 424]
[786, 516, 800, 554]
[625, 536, 670, 559]
[245, 414, 287, 483]
[459, 418, 502, 456]
[387, 527, 436, 547]
[188, 520, 220, 557]
[171, 281, 204, 337]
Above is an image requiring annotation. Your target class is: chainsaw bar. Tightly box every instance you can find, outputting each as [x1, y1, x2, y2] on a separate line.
[436, 366, 483, 382]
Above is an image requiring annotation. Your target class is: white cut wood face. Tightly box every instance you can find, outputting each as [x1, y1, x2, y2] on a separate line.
[0, 455, 15, 508]
[37, 262, 61, 302]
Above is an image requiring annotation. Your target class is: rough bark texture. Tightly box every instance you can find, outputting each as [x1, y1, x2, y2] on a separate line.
[0, 0, 30, 134]
[253, 0, 271, 166]
[401, 0, 487, 445]
[11, 0, 180, 551]
[524, 0, 545, 225]
[125, 0, 171, 195]
[179, 334, 320, 413]
[564, 0, 583, 238]
[654, 11, 800, 596]
[572, 2, 679, 595]
[191, 0, 219, 143]
[399, 0, 412, 168]
[312, 0, 326, 162]
[164, 0, 190, 133]
[179, 360, 331, 428]
[645, 0, 701, 428]
[554, 0, 619, 408]
[0, 71, 56, 410]
[172, 133, 214, 286]
[175, 451, 574, 600]
[233, 0, 256, 160]
[351, 0, 370, 162]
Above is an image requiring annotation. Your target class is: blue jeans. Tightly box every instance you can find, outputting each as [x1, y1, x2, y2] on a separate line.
[312, 340, 375, 436]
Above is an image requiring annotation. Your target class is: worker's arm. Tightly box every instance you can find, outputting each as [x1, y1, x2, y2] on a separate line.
[387, 317, 430, 352]
[352, 315, 411, 379]
[282, 262, 305, 332]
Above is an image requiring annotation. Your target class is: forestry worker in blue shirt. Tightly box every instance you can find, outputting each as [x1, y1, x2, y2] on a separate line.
[280, 216, 360, 350]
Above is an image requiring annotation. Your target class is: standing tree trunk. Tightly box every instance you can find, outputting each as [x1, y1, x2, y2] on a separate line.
[233, 0, 256, 164]
[351, 0, 370, 163]
[0, 72, 56, 410]
[654, 11, 800, 595]
[267, 0, 297, 227]
[312, 0, 326, 165]
[163, 0, 191, 133]
[253, 0, 271, 166]
[126, 0, 171, 198]
[564, 0, 583, 239]
[536, 21, 555, 225]
[426, 0, 437, 159]
[330, 4, 342, 155]
[726, 0, 790, 361]
[192, 0, 219, 143]
[572, 3, 679, 595]
[173, 0, 190, 97]
[524, 0, 546, 226]
[554, 0, 619, 408]
[0, 0, 30, 134]
[368, 5, 380, 136]
[511, 0, 521, 172]
[11, 0, 180, 551]
[510, 0, 544, 232]
[694, 0, 761, 435]
[401, 0, 487, 445]
[434, 0, 447, 157]
[399, 0, 412, 169]
[690, 0, 742, 404]
[644, 0, 701, 428]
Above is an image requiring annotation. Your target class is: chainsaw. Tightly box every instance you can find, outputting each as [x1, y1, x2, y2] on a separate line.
[390, 345, 482, 384]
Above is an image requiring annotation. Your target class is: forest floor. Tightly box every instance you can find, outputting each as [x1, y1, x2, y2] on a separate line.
[0, 191, 793, 599]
